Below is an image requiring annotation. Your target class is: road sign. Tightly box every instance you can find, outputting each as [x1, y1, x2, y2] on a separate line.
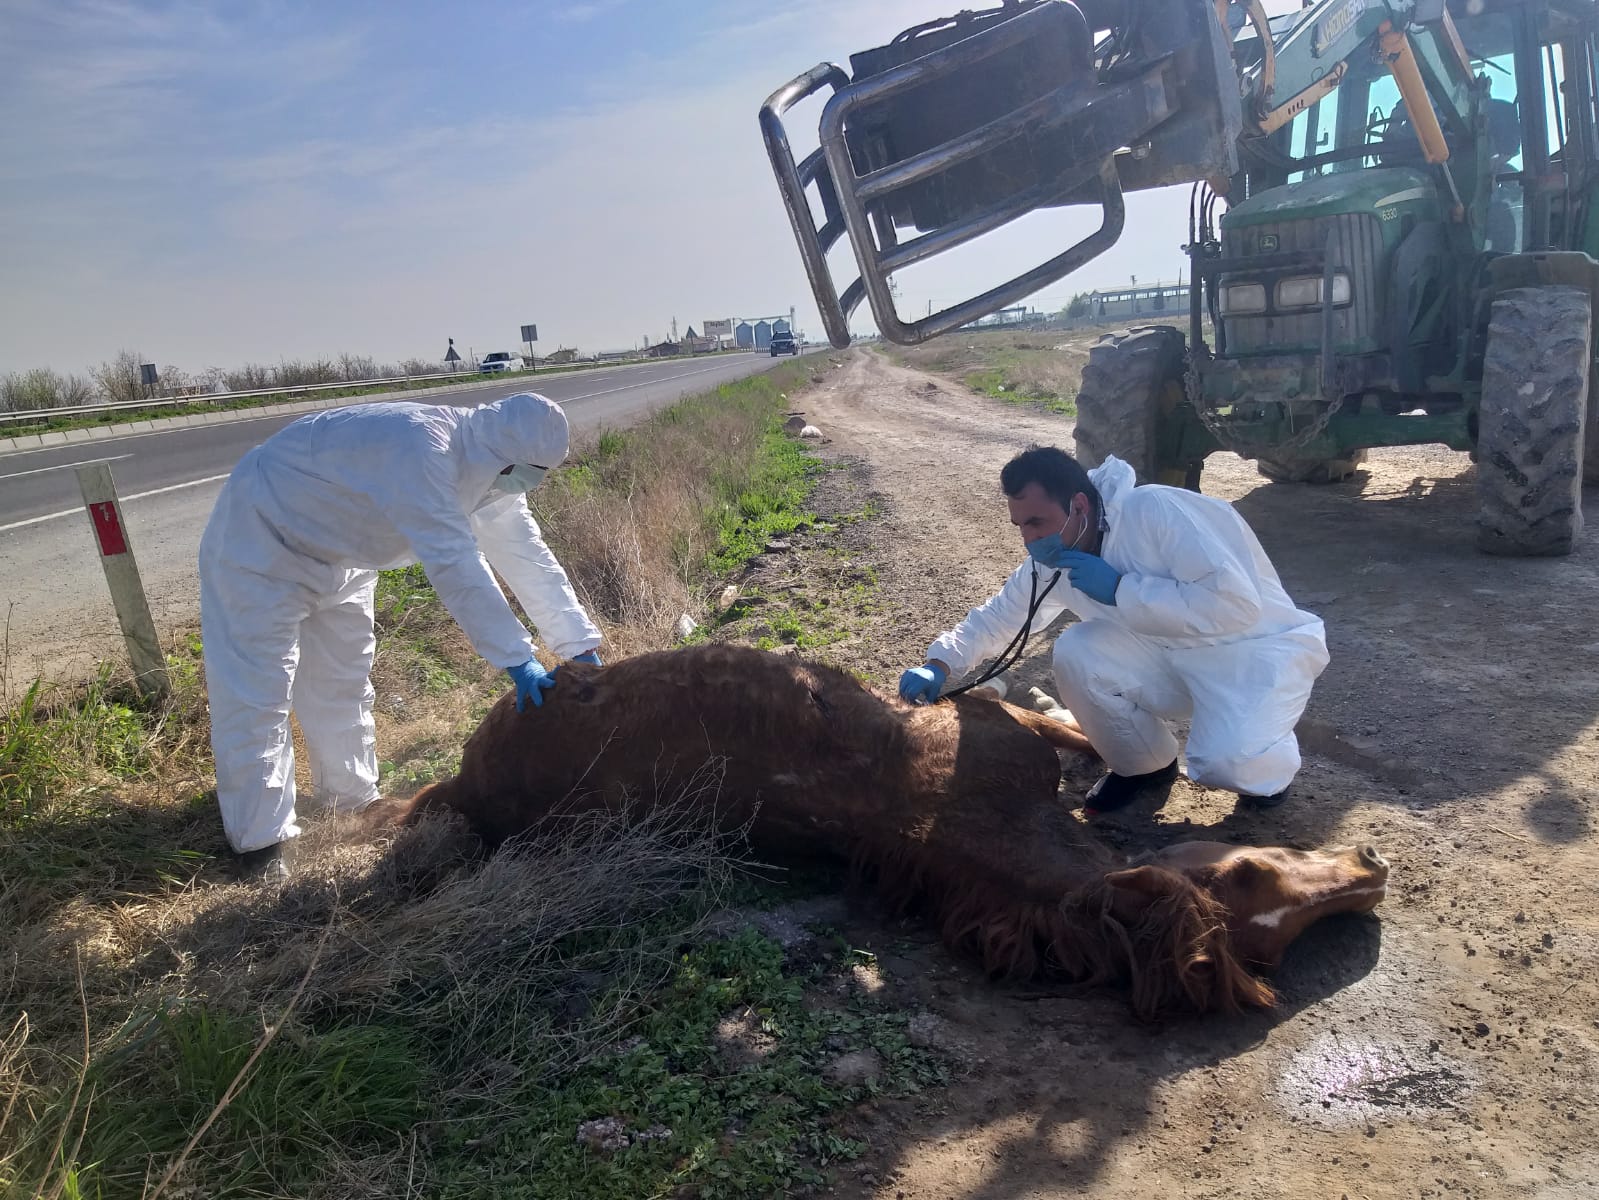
[703, 319, 732, 337]
[445, 344, 462, 363]
[139, 363, 158, 386]
[521, 324, 538, 343]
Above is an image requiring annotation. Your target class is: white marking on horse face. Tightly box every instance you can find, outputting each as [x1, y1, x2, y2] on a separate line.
[1247, 884, 1388, 928]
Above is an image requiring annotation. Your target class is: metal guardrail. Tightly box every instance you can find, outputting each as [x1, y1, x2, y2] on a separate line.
[0, 346, 771, 429]
[0, 369, 472, 426]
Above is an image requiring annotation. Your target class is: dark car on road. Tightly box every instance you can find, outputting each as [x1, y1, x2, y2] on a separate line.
[769, 332, 799, 357]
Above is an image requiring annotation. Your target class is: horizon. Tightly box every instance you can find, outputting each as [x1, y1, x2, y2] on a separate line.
[3, 0, 1295, 381]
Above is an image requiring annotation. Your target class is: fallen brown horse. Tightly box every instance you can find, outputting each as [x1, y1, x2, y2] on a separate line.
[397, 644, 1388, 1017]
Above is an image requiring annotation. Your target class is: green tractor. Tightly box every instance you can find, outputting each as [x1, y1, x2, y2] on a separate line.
[760, 0, 1598, 554]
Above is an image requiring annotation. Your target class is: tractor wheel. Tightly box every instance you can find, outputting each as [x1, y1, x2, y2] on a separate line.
[1073, 325, 1188, 485]
[1476, 286, 1590, 557]
[1587, 358, 1599, 487]
[1255, 448, 1368, 484]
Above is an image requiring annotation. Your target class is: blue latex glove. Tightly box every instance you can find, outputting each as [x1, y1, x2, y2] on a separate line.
[507, 659, 556, 711]
[898, 663, 947, 704]
[1058, 550, 1121, 606]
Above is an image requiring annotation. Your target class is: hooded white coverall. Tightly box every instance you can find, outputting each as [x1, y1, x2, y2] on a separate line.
[927, 456, 1328, 796]
[199, 393, 601, 853]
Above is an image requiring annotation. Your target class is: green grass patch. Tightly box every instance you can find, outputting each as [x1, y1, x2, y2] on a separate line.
[432, 930, 945, 1199]
[881, 332, 1083, 416]
[707, 430, 822, 575]
[38, 1010, 429, 1199]
[962, 364, 1077, 414]
[2, 668, 166, 816]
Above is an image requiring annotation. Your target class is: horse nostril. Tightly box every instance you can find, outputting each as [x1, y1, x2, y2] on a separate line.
[1359, 845, 1386, 868]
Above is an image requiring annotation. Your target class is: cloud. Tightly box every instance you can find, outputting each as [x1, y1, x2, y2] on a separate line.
[553, 0, 633, 23]
[2, 0, 1194, 375]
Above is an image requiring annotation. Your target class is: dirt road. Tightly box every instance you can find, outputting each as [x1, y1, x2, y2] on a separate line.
[789, 349, 1599, 1200]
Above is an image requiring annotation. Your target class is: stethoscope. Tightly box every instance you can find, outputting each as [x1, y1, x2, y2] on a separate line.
[941, 506, 1106, 700]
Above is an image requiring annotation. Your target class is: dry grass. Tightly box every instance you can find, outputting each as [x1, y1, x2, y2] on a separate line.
[0, 358, 829, 1198]
[535, 365, 820, 655]
[2, 798, 749, 1198]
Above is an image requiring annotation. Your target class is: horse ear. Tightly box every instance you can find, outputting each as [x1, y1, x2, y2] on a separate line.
[1103, 865, 1181, 921]
[1104, 865, 1172, 896]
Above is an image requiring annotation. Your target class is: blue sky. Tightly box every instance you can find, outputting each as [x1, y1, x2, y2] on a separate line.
[3, 0, 1225, 377]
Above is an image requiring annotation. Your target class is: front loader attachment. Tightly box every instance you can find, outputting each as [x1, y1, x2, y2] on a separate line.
[759, 0, 1243, 347]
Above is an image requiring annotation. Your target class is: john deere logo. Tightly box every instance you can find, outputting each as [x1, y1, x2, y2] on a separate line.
[1259, 234, 1280, 252]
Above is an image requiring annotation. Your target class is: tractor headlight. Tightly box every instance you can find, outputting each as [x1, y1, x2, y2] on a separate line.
[1276, 274, 1352, 309]
[1219, 282, 1267, 314]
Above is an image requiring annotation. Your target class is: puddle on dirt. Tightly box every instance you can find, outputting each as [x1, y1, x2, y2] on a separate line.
[1274, 1031, 1474, 1129]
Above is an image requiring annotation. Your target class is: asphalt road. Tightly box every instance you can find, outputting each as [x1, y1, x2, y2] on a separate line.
[0, 351, 812, 683]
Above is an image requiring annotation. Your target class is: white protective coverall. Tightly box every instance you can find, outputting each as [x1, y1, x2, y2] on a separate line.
[928, 456, 1328, 796]
[199, 393, 601, 853]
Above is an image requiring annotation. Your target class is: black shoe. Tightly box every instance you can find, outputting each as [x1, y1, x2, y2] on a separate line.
[237, 839, 298, 883]
[1083, 759, 1180, 814]
[1237, 786, 1291, 809]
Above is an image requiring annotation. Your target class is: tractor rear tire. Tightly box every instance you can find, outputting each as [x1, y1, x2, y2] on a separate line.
[1476, 285, 1590, 557]
[1255, 448, 1368, 484]
[1587, 358, 1599, 487]
[1073, 325, 1188, 484]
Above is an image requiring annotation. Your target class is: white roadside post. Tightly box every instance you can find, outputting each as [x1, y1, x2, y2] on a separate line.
[75, 461, 169, 699]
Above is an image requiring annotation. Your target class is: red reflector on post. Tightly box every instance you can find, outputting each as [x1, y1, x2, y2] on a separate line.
[90, 501, 128, 556]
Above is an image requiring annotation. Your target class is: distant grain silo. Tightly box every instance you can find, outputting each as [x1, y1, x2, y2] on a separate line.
[754, 320, 772, 350]
[735, 321, 755, 349]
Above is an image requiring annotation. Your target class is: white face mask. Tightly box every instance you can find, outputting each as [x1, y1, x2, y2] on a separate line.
[492, 464, 549, 495]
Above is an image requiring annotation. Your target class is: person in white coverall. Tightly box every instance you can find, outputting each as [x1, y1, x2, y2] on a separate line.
[898, 445, 1328, 814]
[199, 392, 602, 879]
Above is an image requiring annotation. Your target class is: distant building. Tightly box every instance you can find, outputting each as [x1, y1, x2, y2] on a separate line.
[544, 347, 578, 365]
[680, 325, 717, 354]
[773, 318, 791, 336]
[754, 320, 773, 350]
[645, 340, 681, 358]
[735, 321, 755, 349]
[1087, 283, 1186, 319]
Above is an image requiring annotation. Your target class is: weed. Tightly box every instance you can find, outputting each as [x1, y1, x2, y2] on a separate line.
[595, 428, 626, 460]
[437, 930, 945, 1199]
[1, 669, 160, 815]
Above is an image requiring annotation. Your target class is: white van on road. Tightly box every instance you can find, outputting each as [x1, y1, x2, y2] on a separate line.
[479, 352, 525, 373]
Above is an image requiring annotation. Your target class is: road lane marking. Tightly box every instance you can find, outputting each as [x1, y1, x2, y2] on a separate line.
[0, 453, 133, 481]
[0, 359, 769, 533]
[0, 472, 232, 534]
[562, 362, 743, 402]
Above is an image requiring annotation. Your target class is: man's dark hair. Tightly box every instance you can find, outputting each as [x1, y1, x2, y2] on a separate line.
[1000, 445, 1101, 511]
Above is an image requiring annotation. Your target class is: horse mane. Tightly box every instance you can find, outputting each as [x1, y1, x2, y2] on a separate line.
[853, 833, 1275, 1018]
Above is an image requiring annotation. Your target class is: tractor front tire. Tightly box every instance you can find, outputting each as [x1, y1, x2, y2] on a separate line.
[1256, 448, 1368, 485]
[1476, 286, 1590, 557]
[1073, 326, 1188, 484]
